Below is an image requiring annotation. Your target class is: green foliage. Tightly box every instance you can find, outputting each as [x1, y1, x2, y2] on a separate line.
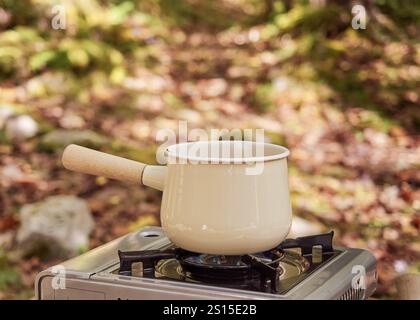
[274, 4, 344, 33]
[29, 50, 57, 71]
[257, 2, 419, 131]
[156, 0, 252, 29]
[0, 250, 20, 291]
[253, 83, 275, 113]
[38, 130, 108, 152]
[376, 0, 420, 24]
[0, 0, 166, 80]
[107, 1, 135, 26]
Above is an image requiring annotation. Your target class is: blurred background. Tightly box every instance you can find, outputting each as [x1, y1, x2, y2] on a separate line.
[0, 0, 419, 299]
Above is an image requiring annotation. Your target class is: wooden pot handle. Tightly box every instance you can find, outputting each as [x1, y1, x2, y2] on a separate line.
[62, 144, 147, 184]
[396, 273, 420, 300]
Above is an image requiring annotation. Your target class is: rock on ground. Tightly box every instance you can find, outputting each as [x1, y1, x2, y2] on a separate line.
[5, 114, 39, 141]
[17, 195, 94, 258]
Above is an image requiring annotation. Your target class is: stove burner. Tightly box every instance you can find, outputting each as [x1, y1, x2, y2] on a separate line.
[118, 231, 335, 294]
[178, 252, 284, 292]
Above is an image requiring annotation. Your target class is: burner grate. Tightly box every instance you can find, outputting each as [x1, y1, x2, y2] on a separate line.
[118, 231, 335, 293]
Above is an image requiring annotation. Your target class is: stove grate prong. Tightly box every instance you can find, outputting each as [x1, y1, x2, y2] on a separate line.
[276, 231, 334, 257]
[118, 249, 178, 275]
[241, 255, 281, 293]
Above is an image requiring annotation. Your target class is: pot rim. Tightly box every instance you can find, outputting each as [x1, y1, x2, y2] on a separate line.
[165, 140, 289, 163]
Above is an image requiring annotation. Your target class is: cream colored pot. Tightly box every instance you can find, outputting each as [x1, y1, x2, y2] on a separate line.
[62, 141, 292, 255]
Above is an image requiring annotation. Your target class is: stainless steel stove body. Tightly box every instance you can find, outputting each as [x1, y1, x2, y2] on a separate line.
[35, 227, 377, 300]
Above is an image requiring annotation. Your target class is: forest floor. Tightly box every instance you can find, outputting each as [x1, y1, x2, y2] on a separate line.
[0, 1, 419, 299]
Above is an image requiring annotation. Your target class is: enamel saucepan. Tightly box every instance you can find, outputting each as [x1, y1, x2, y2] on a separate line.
[62, 141, 292, 255]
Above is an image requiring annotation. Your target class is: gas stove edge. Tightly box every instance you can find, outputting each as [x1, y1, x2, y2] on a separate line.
[34, 227, 378, 300]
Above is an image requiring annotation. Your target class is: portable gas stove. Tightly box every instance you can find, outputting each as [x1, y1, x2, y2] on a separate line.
[35, 227, 377, 300]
